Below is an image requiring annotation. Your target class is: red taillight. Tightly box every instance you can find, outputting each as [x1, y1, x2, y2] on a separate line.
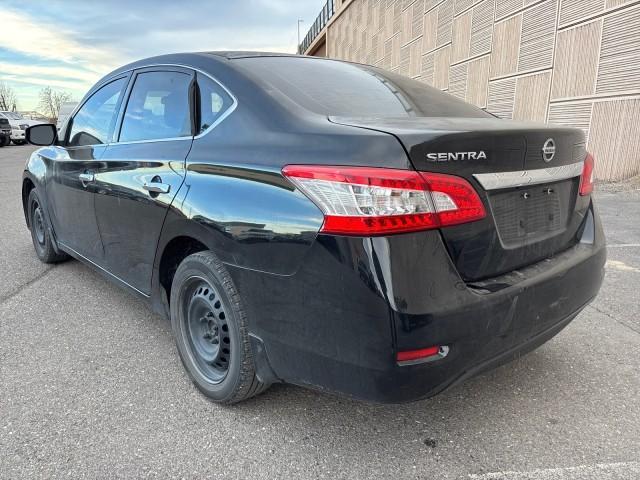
[579, 153, 595, 196]
[396, 346, 441, 362]
[282, 165, 486, 236]
[422, 172, 487, 227]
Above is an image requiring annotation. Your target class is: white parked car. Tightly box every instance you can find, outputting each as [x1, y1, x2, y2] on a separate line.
[0, 111, 44, 145]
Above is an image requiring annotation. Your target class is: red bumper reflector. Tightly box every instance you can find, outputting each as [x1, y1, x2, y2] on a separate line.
[396, 346, 441, 362]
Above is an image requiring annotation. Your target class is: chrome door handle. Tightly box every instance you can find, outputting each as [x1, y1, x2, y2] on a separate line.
[79, 172, 94, 184]
[143, 182, 170, 194]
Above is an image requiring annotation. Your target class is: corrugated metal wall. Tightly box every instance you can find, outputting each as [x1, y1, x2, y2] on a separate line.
[320, 0, 640, 180]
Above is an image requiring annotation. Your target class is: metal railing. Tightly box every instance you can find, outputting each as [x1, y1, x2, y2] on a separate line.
[298, 0, 335, 54]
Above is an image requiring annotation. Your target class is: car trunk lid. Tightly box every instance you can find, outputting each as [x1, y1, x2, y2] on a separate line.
[329, 116, 590, 281]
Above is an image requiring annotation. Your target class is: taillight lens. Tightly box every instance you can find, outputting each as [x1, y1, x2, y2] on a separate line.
[579, 153, 595, 196]
[282, 165, 486, 236]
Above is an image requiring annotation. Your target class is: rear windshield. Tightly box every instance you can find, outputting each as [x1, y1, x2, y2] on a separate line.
[234, 56, 490, 118]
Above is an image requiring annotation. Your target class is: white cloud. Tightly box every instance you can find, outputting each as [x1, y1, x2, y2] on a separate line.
[129, 25, 298, 59]
[1, 73, 89, 92]
[0, 62, 99, 86]
[3, 9, 120, 74]
[253, 0, 292, 15]
[0, 2, 322, 109]
[0, 8, 123, 109]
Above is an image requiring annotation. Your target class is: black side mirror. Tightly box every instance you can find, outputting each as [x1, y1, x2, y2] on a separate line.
[26, 124, 58, 146]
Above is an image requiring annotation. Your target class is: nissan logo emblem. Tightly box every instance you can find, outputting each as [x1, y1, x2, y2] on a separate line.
[542, 138, 556, 163]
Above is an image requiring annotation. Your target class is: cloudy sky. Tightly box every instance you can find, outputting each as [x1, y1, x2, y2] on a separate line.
[1, 0, 324, 111]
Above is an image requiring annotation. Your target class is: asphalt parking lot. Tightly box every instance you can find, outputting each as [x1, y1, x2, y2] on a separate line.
[1, 144, 639, 479]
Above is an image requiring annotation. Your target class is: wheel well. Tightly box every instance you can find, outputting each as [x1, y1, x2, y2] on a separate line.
[158, 236, 208, 302]
[22, 178, 36, 226]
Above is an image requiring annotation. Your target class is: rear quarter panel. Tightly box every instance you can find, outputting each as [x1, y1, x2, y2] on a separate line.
[154, 66, 412, 276]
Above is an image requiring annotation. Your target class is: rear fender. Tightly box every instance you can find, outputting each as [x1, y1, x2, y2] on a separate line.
[150, 169, 325, 318]
[156, 166, 325, 276]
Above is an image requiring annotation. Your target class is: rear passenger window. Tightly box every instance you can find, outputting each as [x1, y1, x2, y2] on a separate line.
[197, 74, 233, 134]
[119, 71, 192, 142]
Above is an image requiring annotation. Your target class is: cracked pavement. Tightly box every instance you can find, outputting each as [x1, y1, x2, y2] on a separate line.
[1, 145, 639, 479]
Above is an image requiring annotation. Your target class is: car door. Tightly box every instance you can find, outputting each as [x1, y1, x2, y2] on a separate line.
[94, 67, 195, 295]
[45, 75, 129, 262]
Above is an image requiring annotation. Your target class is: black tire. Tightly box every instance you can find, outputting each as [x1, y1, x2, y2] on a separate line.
[12, 140, 26, 146]
[1, 136, 9, 147]
[170, 251, 268, 404]
[27, 189, 69, 264]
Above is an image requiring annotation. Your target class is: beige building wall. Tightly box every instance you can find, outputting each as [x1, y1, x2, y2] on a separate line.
[305, 0, 640, 181]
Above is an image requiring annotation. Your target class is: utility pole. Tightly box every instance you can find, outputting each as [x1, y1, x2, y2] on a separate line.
[297, 19, 304, 54]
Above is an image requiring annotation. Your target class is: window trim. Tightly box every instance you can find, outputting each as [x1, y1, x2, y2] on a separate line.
[114, 65, 196, 145]
[62, 64, 238, 148]
[112, 64, 237, 146]
[63, 73, 131, 149]
[192, 67, 237, 139]
[194, 70, 236, 137]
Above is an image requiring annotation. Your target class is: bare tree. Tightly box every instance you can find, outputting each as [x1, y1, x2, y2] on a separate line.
[0, 82, 18, 111]
[38, 87, 72, 121]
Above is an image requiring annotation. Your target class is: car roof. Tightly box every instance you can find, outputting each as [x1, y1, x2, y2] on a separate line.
[103, 51, 318, 77]
[89, 52, 339, 101]
[205, 51, 319, 60]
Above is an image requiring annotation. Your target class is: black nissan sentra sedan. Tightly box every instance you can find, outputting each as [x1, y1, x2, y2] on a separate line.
[23, 52, 605, 404]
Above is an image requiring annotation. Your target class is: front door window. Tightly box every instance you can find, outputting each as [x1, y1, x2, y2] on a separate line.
[68, 77, 126, 147]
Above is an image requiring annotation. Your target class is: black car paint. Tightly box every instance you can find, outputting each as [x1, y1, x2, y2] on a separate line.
[330, 116, 592, 280]
[23, 52, 606, 402]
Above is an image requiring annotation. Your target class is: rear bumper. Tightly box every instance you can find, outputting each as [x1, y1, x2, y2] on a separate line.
[229, 204, 605, 403]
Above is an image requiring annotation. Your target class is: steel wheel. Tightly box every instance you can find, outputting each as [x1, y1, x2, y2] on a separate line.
[171, 251, 269, 403]
[181, 277, 231, 384]
[32, 200, 47, 247]
[26, 189, 68, 264]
